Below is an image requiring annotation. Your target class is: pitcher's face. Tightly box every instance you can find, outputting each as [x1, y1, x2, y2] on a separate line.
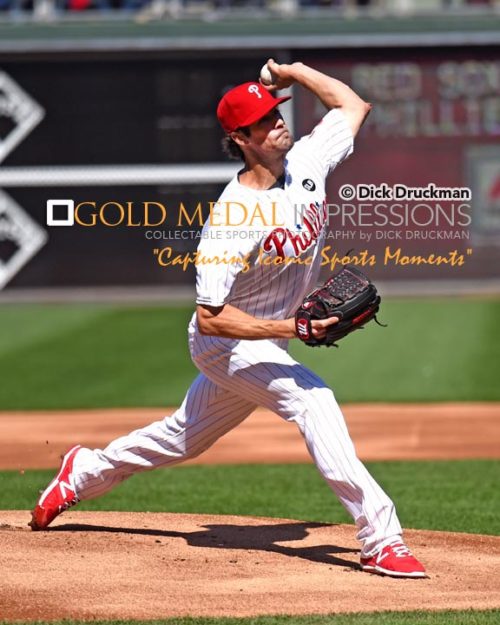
[246, 108, 294, 155]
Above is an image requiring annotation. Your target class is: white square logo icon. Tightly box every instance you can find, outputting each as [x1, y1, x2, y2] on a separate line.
[46, 200, 74, 226]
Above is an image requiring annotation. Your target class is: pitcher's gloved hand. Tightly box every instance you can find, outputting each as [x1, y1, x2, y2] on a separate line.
[295, 264, 383, 347]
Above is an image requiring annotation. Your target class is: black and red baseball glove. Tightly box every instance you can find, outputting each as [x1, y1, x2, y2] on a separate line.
[295, 264, 383, 347]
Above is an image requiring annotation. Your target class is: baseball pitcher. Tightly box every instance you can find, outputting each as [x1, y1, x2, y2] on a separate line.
[30, 59, 425, 578]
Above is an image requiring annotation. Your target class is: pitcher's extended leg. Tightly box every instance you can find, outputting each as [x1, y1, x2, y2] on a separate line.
[30, 374, 257, 529]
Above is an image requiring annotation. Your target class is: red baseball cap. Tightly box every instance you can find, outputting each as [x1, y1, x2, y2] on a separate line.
[217, 82, 291, 134]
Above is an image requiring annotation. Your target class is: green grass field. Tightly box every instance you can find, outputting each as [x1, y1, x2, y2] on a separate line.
[2, 611, 499, 625]
[0, 298, 499, 409]
[2, 460, 498, 535]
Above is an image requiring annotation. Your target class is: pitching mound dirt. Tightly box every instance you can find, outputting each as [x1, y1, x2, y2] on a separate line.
[1, 511, 499, 620]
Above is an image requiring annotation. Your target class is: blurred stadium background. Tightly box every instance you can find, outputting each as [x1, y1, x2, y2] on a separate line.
[0, 0, 498, 303]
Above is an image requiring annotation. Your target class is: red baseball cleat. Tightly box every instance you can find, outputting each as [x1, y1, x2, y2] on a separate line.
[360, 541, 426, 578]
[29, 445, 82, 531]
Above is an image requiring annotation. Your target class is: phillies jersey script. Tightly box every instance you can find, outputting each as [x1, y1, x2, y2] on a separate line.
[70, 107, 404, 560]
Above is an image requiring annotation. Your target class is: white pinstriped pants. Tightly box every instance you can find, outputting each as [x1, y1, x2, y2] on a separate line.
[73, 328, 402, 557]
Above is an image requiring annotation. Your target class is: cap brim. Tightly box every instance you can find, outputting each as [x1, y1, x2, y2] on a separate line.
[237, 95, 292, 130]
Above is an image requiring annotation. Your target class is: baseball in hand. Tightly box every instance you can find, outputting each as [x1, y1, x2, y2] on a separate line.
[260, 63, 276, 86]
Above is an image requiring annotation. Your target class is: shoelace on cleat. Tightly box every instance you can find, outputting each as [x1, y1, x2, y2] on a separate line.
[390, 543, 413, 558]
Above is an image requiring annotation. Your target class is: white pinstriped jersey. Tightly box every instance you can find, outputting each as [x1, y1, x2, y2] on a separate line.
[195, 108, 354, 324]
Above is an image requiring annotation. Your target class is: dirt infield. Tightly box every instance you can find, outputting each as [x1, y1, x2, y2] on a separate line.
[1, 403, 499, 620]
[1, 402, 499, 470]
